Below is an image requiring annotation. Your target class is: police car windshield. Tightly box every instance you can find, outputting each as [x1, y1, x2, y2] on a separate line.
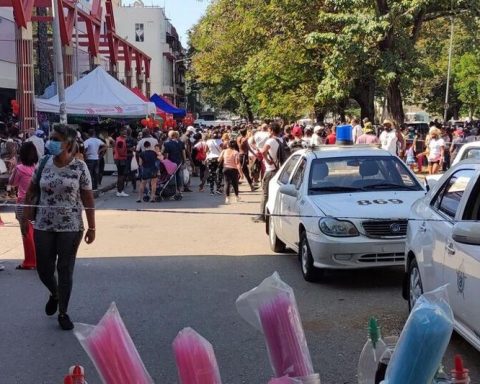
[308, 156, 423, 195]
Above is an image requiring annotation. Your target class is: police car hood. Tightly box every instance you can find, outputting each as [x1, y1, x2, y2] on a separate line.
[310, 191, 424, 219]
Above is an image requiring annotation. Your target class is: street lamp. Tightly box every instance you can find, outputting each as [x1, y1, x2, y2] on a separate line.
[444, 15, 455, 123]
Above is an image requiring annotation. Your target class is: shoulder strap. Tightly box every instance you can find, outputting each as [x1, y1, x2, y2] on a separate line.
[35, 155, 51, 185]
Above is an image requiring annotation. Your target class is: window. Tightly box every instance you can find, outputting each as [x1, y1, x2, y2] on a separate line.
[307, 156, 422, 194]
[432, 169, 475, 219]
[278, 155, 300, 185]
[463, 175, 480, 220]
[291, 158, 306, 190]
[462, 148, 480, 161]
[135, 23, 144, 42]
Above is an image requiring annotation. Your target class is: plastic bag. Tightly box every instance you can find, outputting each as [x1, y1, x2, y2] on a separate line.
[183, 166, 190, 185]
[381, 285, 453, 384]
[73, 302, 154, 384]
[173, 327, 222, 384]
[236, 272, 314, 378]
[130, 156, 139, 172]
[269, 374, 320, 384]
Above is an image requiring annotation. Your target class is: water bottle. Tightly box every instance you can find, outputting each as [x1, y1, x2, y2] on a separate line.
[358, 318, 388, 384]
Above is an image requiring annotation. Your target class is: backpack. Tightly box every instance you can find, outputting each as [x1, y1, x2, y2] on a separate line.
[193, 143, 207, 163]
[275, 137, 290, 167]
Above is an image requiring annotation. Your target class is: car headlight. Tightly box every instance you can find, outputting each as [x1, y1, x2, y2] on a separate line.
[319, 217, 359, 237]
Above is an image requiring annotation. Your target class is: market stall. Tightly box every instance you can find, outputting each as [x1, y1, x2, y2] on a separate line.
[35, 67, 156, 117]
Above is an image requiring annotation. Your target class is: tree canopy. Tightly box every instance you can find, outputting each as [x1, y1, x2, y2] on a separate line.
[189, 0, 480, 123]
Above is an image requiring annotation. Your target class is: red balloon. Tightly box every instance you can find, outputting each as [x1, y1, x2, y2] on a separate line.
[141, 118, 148, 127]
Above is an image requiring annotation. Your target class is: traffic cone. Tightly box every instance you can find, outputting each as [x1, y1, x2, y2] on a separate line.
[21, 221, 36, 269]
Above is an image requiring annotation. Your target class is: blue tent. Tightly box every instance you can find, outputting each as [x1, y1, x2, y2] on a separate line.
[150, 93, 186, 117]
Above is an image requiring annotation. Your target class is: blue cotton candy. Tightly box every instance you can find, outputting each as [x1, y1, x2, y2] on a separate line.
[382, 287, 453, 384]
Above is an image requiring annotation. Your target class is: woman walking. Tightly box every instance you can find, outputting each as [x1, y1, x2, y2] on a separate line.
[218, 140, 241, 204]
[24, 124, 95, 330]
[136, 140, 158, 203]
[425, 127, 445, 175]
[237, 128, 257, 191]
[192, 133, 208, 192]
[9, 142, 38, 270]
[206, 131, 223, 195]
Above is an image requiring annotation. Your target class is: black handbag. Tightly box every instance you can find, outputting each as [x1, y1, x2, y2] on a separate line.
[29, 155, 51, 220]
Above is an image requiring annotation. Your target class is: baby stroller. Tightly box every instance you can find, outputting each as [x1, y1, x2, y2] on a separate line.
[153, 159, 183, 201]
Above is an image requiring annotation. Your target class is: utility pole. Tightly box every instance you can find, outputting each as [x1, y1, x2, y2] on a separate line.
[52, 0, 68, 124]
[444, 16, 455, 124]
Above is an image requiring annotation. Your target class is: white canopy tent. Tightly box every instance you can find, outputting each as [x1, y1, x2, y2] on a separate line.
[36, 66, 156, 117]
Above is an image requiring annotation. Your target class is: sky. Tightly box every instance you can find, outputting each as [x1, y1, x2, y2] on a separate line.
[124, 0, 212, 46]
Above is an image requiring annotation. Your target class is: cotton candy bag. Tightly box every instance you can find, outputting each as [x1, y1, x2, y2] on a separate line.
[236, 272, 315, 379]
[74, 302, 154, 384]
[172, 327, 222, 384]
[381, 285, 453, 384]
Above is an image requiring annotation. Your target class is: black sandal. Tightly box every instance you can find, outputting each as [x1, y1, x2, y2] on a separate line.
[16, 264, 36, 270]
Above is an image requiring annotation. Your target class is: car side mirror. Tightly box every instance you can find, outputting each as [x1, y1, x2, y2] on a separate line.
[452, 222, 480, 245]
[279, 184, 298, 198]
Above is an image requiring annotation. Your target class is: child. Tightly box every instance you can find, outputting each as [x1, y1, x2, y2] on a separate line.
[405, 143, 416, 172]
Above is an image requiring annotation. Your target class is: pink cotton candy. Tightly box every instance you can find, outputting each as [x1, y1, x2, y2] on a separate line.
[259, 293, 314, 378]
[173, 327, 222, 384]
[74, 303, 153, 384]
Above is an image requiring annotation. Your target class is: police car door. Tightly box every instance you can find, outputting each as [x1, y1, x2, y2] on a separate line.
[276, 155, 301, 242]
[283, 158, 307, 246]
[434, 169, 476, 323]
[447, 171, 480, 337]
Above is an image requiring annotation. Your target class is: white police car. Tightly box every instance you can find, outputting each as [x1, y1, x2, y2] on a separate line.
[265, 146, 425, 281]
[404, 160, 480, 351]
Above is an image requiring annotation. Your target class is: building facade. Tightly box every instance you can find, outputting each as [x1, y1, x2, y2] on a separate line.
[115, 1, 186, 108]
[0, 10, 17, 117]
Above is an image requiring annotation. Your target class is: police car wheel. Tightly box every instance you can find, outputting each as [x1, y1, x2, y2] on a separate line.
[299, 231, 322, 282]
[408, 258, 423, 311]
[268, 213, 286, 253]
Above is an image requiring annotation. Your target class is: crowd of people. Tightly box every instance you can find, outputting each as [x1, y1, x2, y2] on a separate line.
[1, 116, 479, 329]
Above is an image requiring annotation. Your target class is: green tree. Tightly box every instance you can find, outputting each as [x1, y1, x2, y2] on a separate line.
[307, 0, 480, 123]
[454, 53, 480, 119]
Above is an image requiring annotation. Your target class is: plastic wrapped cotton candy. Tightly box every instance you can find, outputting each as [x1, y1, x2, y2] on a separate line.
[73, 302, 154, 384]
[381, 285, 454, 384]
[172, 327, 222, 384]
[269, 376, 302, 384]
[236, 272, 315, 378]
[269, 374, 320, 384]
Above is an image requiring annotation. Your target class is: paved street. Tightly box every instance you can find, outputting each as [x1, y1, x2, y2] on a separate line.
[0, 179, 479, 383]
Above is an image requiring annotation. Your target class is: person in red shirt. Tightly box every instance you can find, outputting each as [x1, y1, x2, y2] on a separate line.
[325, 125, 336, 145]
[114, 127, 129, 197]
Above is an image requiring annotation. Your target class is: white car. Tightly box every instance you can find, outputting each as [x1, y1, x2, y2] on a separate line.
[452, 140, 480, 165]
[265, 146, 426, 281]
[425, 140, 480, 186]
[403, 160, 480, 351]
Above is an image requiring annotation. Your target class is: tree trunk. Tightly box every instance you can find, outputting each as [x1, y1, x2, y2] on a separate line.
[243, 96, 254, 122]
[337, 100, 347, 123]
[314, 103, 325, 123]
[386, 77, 405, 124]
[36, 8, 52, 95]
[352, 77, 375, 122]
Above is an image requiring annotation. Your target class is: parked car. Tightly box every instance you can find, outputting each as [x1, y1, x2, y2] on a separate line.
[425, 141, 480, 186]
[265, 146, 425, 281]
[403, 160, 480, 351]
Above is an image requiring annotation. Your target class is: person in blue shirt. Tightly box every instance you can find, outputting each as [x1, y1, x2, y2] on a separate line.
[162, 130, 186, 195]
